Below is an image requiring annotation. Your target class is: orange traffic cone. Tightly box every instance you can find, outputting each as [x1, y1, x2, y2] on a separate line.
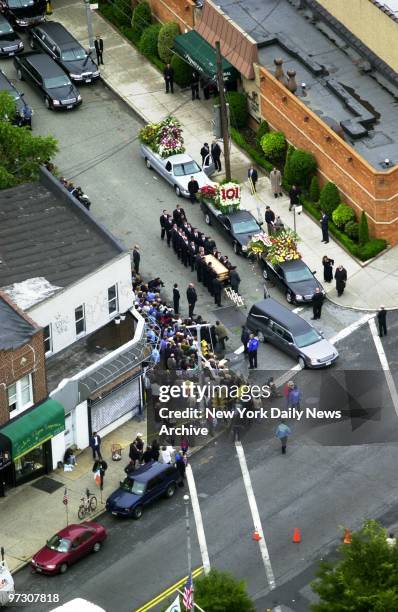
[252, 530, 261, 541]
[343, 528, 352, 544]
[292, 527, 301, 543]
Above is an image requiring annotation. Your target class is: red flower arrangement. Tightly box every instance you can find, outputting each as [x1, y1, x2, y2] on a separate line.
[200, 185, 217, 200]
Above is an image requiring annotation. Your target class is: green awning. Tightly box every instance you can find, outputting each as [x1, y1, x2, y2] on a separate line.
[173, 31, 238, 82]
[0, 398, 65, 460]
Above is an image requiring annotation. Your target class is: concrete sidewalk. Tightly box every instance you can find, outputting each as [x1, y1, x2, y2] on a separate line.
[0, 418, 146, 573]
[51, 0, 398, 310]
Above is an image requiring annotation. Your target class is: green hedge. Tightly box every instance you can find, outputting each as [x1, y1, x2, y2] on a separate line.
[359, 210, 370, 245]
[309, 175, 320, 203]
[319, 181, 340, 217]
[215, 92, 248, 129]
[256, 120, 269, 147]
[230, 127, 273, 172]
[171, 54, 191, 87]
[158, 22, 179, 63]
[260, 131, 286, 164]
[113, 0, 132, 26]
[139, 24, 161, 58]
[131, 1, 152, 39]
[332, 203, 355, 228]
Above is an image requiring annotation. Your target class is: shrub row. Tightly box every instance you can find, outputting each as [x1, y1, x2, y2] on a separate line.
[230, 127, 273, 172]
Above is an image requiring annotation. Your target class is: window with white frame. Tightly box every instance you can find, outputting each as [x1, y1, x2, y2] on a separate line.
[108, 284, 118, 315]
[7, 374, 33, 416]
[75, 304, 85, 336]
[43, 324, 52, 354]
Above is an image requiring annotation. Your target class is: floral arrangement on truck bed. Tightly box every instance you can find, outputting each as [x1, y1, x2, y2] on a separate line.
[248, 228, 301, 264]
[139, 116, 185, 158]
[200, 180, 241, 214]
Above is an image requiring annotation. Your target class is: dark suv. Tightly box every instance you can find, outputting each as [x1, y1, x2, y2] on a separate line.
[30, 21, 99, 83]
[14, 51, 82, 110]
[0, 68, 32, 126]
[106, 462, 181, 519]
[0, 0, 46, 28]
[0, 14, 23, 56]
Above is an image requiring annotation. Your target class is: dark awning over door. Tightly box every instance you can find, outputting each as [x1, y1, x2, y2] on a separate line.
[173, 31, 238, 82]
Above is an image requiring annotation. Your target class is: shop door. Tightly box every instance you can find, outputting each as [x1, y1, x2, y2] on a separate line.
[90, 377, 141, 436]
[64, 414, 74, 448]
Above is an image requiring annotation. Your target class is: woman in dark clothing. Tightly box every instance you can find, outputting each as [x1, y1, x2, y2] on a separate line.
[151, 439, 160, 461]
[142, 446, 153, 464]
[176, 454, 186, 486]
[322, 256, 334, 283]
[335, 265, 347, 296]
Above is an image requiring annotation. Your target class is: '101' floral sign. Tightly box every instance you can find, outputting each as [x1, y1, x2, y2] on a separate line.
[216, 181, 241, 213]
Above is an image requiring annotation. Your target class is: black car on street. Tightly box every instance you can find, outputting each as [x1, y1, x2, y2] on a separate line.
[29, 21, 99, 83]
[260, 258, 325, 304]
[0, 68, 32, 126]
[0, 0, 45, 28]
[0, 13, 23, 56]
[13, 51, 82, 110]
[200, 199, 262, 255]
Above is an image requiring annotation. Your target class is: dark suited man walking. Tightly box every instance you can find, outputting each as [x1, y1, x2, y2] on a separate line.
[163, 63, 174, 93]
[248, 165, 258, 192]
[377, 305, 387, 337]
[173, 283, 180, 315]
[160, 209, 168, 240]
[211, 141, 222, 172]
[94, 35, 104, 65]
[187, 176, 199, 205]
[133, 245, 140, 273]
[191, 71, 200, 100]
[213, 277, 223, 307]
[186, 283, 197, 317]
[200, 142, 210, 166]
[311, 287, 324, 320]
[321, 211, 329, 243]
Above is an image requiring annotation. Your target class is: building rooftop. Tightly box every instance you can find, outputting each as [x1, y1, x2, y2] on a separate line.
[0, 181, 123, 307]
[0, 293, 37, 351]
[217, 0, 398, 170]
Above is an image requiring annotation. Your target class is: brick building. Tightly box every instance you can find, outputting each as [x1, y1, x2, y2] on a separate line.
[0, 293, 64, 495]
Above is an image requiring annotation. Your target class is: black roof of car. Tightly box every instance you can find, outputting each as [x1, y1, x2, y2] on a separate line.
[20, 51, 68, 77]
[126, 461, 176, 483]
[33, 21, 77, 46]
[278, 259, 310, 270]
[226, 210, 258, 221]
[249, 297, 311, 334]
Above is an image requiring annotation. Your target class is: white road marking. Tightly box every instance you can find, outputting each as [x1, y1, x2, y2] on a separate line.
[368, 317, 398, 418]
[186, 464, 211, 575]
[329, 313, 373, 345]
[292, 307, 304, 314]
[234, 345, 245, 354]
[235, 441, 278, 593]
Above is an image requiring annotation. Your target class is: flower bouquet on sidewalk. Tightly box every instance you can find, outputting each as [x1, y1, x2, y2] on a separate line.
[138, 116, 185, 158]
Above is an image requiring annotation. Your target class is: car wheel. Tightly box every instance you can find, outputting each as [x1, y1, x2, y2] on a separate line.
[29, 38, 35, 50]
[17, 68, 23, 81]
[59, 563, 68, 574]
[174, 185, 181, 197]
[132, 506, 143, 520]
[45, 97, 51, 110]
[286, 291, 293, 304]
[233, 241, 240, 255]
[204, 213, 211, 225]
[262, 268, 268, 280]
[298, 356, 306, 369]
[145, 157, 151, 169]
[165, 483, 176, 498]
[92, 542, 101, 553]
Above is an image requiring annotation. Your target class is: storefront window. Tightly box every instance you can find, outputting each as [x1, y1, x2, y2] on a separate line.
[14, 446, 45, 482]
[7, 374, 33, 416]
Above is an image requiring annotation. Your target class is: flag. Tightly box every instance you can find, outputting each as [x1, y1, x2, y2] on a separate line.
[182, 574, 193, 610]
[165, 595, 181, 612]
[63, 488, 68, 506]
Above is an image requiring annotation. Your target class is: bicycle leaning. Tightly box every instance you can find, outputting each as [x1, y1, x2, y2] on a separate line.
[77, 488, 97, 520]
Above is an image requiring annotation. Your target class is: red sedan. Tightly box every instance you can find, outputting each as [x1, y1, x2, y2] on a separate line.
[31, 522, 107, 575]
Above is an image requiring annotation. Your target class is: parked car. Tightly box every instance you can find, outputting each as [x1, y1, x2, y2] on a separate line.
[200, 199, 262, 255]
[31, 522, 107, 575]
[246, 297, 338, 368]
[140, 143, 215, 198]
[0, 13, 23, 56]
[0, 0, 46, 28]
[13, 51, 82, 110]
[260, 258, 325, 304]
[0, 68, 32, 126]
[29, 21, 100, 83]
[106, 461, 181, 518]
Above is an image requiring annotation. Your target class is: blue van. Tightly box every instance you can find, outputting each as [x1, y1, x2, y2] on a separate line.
[105, 462, 181, 519]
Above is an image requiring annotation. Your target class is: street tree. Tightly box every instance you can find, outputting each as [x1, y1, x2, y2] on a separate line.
[311, 520, 398, 611]
[194, 569, 256, 612]
[0, 92, 58, 190]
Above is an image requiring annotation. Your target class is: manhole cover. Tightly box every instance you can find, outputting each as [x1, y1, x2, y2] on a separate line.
[31, 477, 64, 494]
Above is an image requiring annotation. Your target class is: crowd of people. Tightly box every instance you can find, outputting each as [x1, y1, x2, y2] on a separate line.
[45, 162, 91, 210]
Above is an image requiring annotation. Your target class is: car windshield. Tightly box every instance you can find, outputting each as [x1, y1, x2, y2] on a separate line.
[173, 161, 201, 176]
[295, 329, 322, 348]
[120, 477, 146, 495]
[61, 47, 87, 61]
[44, 75, 72, 89]
[232, 219, 259, 234]
[47, 535, 71, 552]
[9, 0, 34, 6]
[0, 23, 14, 34]
[284, 267, 313, 283]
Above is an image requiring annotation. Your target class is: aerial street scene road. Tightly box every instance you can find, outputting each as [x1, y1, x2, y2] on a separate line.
[1, 0, 398, 611]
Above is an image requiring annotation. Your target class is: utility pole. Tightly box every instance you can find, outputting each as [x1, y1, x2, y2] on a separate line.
[84, 0, 95, 53]
[215, 41, 231, 181]
[183, 495, 194, 609]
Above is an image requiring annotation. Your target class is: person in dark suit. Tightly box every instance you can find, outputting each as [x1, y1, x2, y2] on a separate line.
[163, 63, 174, 93]
[211, 141, 222, 172]
[213, 277, 223, 307]
[89, 432, 102, 460]
[207, 263, 217, 296]
[191, 71, 200, 100]
[204, 236, 216, 255]
[311, 287, 324, 320]
[248, 165, 258, 192]
[320, 211, 329, 243]
[186, 283, 197, 318]
[289, 185, 301, 211]
[200, 143, 210, 166]
[229, 267, 241, 294]
[133, 245, 140, 273]
[165, 215, 173, 247]
[187, 176, 199, 205]
[189, 241, 197, 271]
[377, 305, 387, 337]
[173, 204, 185, 226]
[159, 209, 168, 240]
[196, 253, 204, 282]
[173, 283, 180, 314]
[94, 35, 104, 65]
